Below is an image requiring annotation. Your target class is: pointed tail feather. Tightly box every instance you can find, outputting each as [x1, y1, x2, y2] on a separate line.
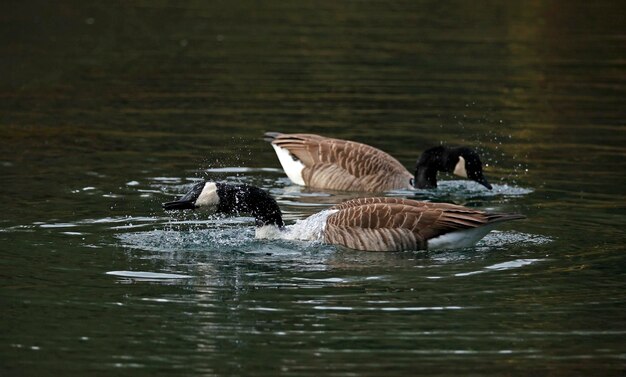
[485, 213, 526, 224]
[163, 200, 195, 210]
[263, 132, 283, 142]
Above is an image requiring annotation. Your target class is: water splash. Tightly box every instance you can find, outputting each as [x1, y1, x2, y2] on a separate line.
[33, 173, 546, 259]
[390, 180, 533, 201]
[477, 230, 553, 249]
[116, 226, 254, 253]
[256, 209, 338, 242]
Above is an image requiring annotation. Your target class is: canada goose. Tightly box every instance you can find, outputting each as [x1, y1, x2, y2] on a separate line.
[163, 181, 524, 252]
[264, 132, 492, 192]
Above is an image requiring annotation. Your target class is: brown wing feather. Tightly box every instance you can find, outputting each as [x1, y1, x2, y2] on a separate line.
[270, 133, 412, 191]
[330, 197, 470, 211]
[324, 201, 502, 252]
[302, 163, 365, 191]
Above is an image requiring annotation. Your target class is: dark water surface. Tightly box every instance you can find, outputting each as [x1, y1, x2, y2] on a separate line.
[1, 1, 625, 376]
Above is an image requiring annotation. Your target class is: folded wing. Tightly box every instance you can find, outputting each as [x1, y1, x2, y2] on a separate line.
[324, 198, 523, 251]
[266, 133, 412, 191]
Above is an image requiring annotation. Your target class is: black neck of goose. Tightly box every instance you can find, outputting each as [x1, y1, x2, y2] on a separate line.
[414, 165, 438, 188]
[413, 146, 448, 189]
[216, 184, 285, 228]
[440, 147, 465, 173]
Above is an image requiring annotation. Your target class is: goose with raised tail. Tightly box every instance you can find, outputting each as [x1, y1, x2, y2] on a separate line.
[163, 181, 524, 252]
[264, 132, 492, 192]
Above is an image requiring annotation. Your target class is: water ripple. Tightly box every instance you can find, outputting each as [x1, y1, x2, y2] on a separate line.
[454, 258, 545, 277]
[106, 271, 192, 280]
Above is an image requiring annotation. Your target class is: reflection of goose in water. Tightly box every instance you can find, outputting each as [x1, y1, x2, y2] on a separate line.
[163, 182, 524, 252]
[265, 132, 492, 191]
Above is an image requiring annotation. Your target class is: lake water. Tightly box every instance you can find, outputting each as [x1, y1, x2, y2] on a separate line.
[1, 1, 625, 376]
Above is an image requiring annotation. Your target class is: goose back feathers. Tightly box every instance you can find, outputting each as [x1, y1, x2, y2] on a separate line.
[265, 132, 492, 192]
[324, 197, 524, 251]
[266, 132, 413, 192]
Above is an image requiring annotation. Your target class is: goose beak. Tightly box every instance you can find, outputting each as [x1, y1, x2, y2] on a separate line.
[162, 181, 215, 211]
[163, 200, 196, 210]
[474, 174, 492, 190]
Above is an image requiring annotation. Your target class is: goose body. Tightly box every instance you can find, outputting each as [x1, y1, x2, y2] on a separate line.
[163, 182, 523, 252]
[265, 132, 492, 192]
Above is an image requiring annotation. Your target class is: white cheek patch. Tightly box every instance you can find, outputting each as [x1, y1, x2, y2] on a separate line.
[195, 182, 219, 208]
[453, 156, 468, 178]
[272, 143, 306, 186]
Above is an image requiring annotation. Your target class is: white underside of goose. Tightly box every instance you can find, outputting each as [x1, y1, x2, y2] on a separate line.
[271, 144, 305, 186]
[427, 224, 497, 250]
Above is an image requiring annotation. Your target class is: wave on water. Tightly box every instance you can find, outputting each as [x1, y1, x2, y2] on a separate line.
[116, 226, 256, 253]
[453, 258, 546, 277]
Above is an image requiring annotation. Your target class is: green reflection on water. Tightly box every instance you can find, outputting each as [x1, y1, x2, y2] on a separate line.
[1, 1, 625, 376]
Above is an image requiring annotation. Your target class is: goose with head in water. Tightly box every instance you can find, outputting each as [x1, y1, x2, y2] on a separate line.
[264, 132, 492, 192]
[163, 181, 523, 252]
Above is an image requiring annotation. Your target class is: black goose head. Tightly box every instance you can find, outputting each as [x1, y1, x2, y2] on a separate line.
[412, 146, 492, 190]
[450, 147, 492, 190]
[163, 181, 285, 227]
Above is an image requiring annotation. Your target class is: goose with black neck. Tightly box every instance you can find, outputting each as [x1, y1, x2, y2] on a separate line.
[265, 132, 492, 192]
[163, 181, 524, 252]
[413, 146, 492, 189]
